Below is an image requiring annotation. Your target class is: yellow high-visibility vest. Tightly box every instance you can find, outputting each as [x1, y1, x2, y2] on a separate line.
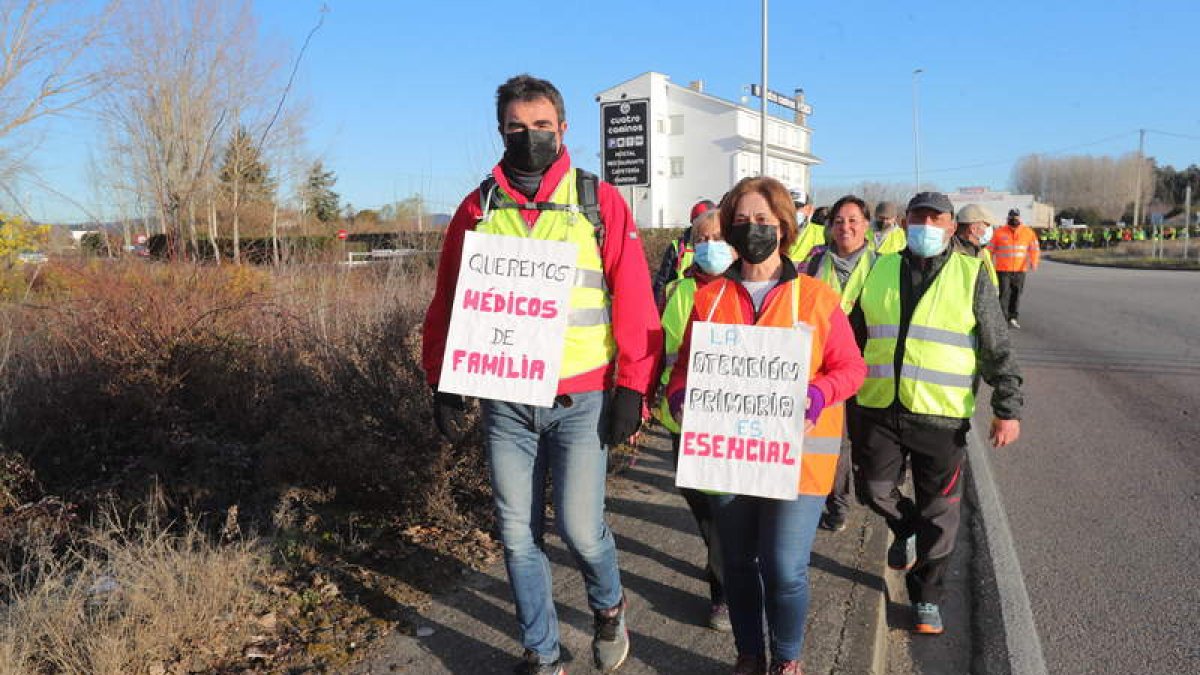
[857, 252, 982, 418]
[477, 169, 615, 379]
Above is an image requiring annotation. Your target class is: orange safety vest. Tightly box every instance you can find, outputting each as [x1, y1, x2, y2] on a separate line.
[689, 275, 844, 496]
[989, 224, 1040, 272]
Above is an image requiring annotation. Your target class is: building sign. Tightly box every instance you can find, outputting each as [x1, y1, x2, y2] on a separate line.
[601, 99, 650, 187]
[749, 84, 811, 115]
[438, 231, 577, 407]
[675, 321, 812, 500]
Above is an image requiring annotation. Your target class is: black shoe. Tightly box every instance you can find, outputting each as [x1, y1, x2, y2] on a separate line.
[514, 650, 566, 675]
[887, 534, 915, 571]
[820, 511, 847, 532]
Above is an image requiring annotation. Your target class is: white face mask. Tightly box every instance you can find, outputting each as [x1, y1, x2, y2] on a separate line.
[979, 225, 994, 247]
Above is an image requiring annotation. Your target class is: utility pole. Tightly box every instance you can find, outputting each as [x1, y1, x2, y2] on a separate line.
[759, 0, 768, 177]
[912, 69, 924, 193]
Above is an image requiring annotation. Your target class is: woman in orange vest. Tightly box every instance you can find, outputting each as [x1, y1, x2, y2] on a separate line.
[666, 177, 866, 675]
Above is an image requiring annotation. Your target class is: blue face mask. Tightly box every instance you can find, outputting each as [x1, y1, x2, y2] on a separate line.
[694, 240, 734, 275]
[979, 225, 994, 247]
[906, 224, 949, 257]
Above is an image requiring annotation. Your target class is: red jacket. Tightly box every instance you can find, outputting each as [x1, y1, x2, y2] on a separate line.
[421, 147, 663, 397]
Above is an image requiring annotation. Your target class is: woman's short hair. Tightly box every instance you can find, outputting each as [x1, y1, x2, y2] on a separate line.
[719, 177, 799, 253]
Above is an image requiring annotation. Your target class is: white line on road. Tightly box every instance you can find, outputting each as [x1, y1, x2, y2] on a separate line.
[967, 427, 1049, 675]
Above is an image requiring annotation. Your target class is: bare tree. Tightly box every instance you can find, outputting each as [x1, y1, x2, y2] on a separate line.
[0, 0, 113, 187]
[1011, 153, 1152, 222]
[100, 0, 279, 261]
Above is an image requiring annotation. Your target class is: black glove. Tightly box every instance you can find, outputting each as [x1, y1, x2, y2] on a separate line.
[603, 386, 644, 446]
[432, 388, 468, 442]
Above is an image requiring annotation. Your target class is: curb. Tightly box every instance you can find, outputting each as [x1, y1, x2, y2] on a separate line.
[1043, 255, 1200, 271]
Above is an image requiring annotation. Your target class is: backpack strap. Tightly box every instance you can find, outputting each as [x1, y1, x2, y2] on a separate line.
[575, 169, 604, 252]
[477, 170, 606, 252]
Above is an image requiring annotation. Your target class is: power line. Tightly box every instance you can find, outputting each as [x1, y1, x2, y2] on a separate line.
[1145, 128, 1200, 142]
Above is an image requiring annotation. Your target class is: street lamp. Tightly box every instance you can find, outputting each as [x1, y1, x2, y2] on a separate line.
[912, 68, 923, 193]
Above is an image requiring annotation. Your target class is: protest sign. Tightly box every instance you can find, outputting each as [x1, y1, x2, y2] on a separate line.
[438, 231, 577, 407]
[676, 320, 812, 500]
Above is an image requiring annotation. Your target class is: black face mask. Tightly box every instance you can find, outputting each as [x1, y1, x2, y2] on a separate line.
[503, 129, 559, 173]
[728, 223, 779, 264]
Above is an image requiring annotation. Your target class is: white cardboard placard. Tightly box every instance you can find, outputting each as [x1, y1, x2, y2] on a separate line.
[438, 231, 577, 407]
[675, 320, 812, 500]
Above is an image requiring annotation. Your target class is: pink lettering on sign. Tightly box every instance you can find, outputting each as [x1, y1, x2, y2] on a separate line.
[462, 288, 559, 318]
[681, 432, 795, 466]
[450, 349, 547, 381]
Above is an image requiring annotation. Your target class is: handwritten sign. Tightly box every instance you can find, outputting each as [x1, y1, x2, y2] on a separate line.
[676, 321, 812, 500]
[438, 231, 577, 406]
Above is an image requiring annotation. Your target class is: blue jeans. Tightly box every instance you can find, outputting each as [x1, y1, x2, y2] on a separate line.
[481, 390, 623, 663]
[713, 493, 823, 661]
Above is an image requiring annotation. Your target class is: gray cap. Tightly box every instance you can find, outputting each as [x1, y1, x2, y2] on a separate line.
[907, 191, 954, 215]
[956, 203, 995, 226]
[875, 201, 899, 219]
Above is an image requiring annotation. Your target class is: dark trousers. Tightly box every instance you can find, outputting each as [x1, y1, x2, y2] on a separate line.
[825, 440, 853, 516]
[825, 403, 860, 516]
[850, 408, 967, 605]
[997, 271, 1026, 321]
[671, 434, 725, 604]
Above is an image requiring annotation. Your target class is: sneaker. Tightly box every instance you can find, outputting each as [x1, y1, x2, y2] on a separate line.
[769, 659, 803, 675]
[1008, 318, 1021, 329]
[913, 602, 944, 635]
[592, 596, 629, 673]
[707, 602, 732, 632]
[513, 650, 566, 675]
[733, 653, 768, 675]
[819, 511, 847, 532]
[887, 534, 916, 571]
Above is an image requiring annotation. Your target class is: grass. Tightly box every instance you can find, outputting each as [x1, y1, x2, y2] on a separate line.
[1047, 241, 1200, 270]
[0, 499, 265, 674]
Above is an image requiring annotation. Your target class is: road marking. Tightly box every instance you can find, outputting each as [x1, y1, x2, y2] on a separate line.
[967, 426, 1049, 675]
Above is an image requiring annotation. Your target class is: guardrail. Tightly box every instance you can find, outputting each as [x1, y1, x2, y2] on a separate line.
[342, 248, 434, 266]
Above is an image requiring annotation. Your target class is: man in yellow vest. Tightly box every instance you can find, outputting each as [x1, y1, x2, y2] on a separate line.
[872, 201, 907, 254]
[952, 203, 1000, 289]
[849, 191, 1024, 637]
[422, 75, 662, 675]
[803, 195, 878, 533]
[786, 188, 826, 262]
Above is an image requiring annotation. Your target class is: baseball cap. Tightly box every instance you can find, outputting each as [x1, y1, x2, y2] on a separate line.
[875, 201, 899, 219]
[789, 188, 809, 207]
[689, 199, 718, 226]
[956, 203, 995, 225]
[907, 191, 954, 214]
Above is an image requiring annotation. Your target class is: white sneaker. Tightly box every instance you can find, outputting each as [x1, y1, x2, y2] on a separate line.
[1008, 318, 1021, 329]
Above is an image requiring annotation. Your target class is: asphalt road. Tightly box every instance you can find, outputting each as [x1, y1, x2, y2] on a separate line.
[986, 260, 1200, 674]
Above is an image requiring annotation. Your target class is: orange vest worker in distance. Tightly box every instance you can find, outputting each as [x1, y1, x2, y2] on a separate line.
[989, 216, 1040, 272]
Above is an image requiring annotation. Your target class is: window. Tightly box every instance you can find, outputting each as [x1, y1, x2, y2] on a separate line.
[656, 118, 667, 134]
[670, 156, 684, 177]
[670, 114, 684, 135]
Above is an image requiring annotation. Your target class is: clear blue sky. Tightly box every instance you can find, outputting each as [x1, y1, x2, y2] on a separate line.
[25, 0, 1200, 223]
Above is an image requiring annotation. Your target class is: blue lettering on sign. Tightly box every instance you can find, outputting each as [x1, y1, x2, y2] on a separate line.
[710, 326, 740, 346]
[736, 419, 763, 438]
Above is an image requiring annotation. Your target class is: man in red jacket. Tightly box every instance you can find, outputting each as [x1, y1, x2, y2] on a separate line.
[422, 74, 661, 675]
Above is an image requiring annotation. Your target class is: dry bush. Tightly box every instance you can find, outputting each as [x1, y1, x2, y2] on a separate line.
[0, 504, 264, 674]
[0, 256, 488, 529]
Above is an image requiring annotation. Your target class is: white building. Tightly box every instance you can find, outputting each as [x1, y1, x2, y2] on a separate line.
[945, 187, 1055, 229]
[596, 72, 820, 229]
